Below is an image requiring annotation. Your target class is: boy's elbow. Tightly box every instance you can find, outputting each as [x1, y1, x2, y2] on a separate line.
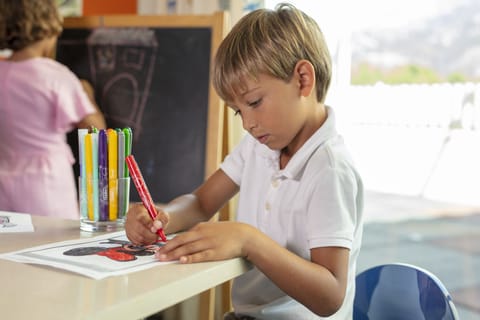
[318, 300, 343, 317]
[309, 287, 346, 317]
[311, 301, 343, 317]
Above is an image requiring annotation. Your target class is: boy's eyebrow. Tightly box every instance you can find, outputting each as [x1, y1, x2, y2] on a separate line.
[240, 85, 261, 97]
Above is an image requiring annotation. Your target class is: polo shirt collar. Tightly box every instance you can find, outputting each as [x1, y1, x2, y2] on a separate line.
[257, 106, 338, 180]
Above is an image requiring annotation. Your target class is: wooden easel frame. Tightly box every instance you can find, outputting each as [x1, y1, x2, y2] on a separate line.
[63, 12, 230, 320]
[63, 12, 227, 180]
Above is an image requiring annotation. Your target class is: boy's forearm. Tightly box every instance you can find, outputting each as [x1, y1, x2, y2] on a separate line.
[162, 194, 212, 234]
[243, 226, 346, 317]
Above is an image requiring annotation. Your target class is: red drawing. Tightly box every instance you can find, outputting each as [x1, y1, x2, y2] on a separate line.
[63, 238, 162, 262]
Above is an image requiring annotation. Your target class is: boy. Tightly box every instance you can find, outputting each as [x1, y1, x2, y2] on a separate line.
[126, 3, 363, 319]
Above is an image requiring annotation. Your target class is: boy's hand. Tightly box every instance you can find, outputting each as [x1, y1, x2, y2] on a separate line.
[125, 203, 169, 245]
[154, 221, 253, 263]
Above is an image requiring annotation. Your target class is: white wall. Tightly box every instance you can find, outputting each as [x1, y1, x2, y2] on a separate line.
[338, 83, 480, 206]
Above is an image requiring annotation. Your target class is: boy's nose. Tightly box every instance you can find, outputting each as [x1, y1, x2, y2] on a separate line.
[243, 116, 257, 132]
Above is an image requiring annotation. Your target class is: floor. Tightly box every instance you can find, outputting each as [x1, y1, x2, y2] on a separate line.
[360, 190, 480, 319]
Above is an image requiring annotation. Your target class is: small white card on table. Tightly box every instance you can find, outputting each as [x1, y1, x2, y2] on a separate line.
[0, 211, 34, 233]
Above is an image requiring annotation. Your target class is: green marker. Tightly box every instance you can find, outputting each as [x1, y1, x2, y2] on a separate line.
[123, 127, 133, 177]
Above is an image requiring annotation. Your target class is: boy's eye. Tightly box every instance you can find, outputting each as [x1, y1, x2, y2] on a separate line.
[233, 109, 241, 116]
[248, 98, 261, 107]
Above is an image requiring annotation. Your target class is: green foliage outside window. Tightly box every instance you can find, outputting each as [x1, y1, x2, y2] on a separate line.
[351, 62, 477, 85]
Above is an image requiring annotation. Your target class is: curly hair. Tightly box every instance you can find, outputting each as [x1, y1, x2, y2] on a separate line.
[0, 0, 63, 51]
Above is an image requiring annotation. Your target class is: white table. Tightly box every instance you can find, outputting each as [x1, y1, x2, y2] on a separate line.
[0, 215, 250, 320]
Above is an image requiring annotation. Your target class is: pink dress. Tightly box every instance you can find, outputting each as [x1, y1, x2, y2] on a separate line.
[0, 57, 96, 219]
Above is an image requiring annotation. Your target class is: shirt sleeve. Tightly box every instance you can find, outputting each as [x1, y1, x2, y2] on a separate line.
[220, 134, 252, 186]
[305, 152, 361, 250]
[53, 68, 97, 132]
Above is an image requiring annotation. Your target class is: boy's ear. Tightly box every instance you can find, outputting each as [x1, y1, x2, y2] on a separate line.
[294, 60, 315, 97]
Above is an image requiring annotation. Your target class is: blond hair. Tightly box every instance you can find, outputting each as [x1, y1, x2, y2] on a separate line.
[0, 0, 63, 51]
[213, 3, 332, 103]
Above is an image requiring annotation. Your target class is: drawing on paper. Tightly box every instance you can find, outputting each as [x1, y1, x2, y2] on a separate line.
[0, 212, 34, 233]
[0, 231, 174, 279]
[63, 238, 161, 262]
[0, 215, 16, 228]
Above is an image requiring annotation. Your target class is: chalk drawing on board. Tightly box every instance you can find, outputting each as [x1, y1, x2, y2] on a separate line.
[87, 28, 158, 139]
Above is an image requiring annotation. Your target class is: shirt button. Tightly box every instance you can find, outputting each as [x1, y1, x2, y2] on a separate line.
[271, 179, 279, 188]
[265, 202, 271, 211]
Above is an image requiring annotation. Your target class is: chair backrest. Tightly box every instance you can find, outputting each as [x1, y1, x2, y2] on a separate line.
[353, 263, 460, 320]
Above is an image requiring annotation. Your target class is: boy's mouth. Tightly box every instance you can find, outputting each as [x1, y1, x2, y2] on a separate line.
[257, 134, 269, 144]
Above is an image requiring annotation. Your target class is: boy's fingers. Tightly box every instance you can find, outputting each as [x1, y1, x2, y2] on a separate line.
[152, 220, 163, 230]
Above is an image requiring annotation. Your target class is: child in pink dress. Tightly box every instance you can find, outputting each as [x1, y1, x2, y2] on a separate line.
[0, 0, 106, 219]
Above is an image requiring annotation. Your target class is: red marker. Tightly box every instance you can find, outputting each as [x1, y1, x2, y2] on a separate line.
[125, 155, 167, 242]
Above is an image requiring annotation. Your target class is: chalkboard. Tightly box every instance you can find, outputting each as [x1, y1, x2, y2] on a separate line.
[59, 14, 226, 203]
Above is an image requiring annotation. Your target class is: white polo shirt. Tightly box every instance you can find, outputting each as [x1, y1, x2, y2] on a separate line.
[220, 107, 364, 320]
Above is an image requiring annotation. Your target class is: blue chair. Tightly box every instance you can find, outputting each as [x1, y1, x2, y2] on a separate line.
[353, 263, 460, 320]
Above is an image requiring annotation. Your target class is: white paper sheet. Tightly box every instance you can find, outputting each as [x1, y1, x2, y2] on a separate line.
[0, 211, 34, 233]
[0, 231, 176, 279]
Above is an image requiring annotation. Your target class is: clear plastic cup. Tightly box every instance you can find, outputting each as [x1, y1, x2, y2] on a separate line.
[79, 177, 130, 232]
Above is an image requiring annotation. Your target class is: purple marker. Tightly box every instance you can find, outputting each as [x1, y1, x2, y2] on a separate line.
[98, 129, 109, 221]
